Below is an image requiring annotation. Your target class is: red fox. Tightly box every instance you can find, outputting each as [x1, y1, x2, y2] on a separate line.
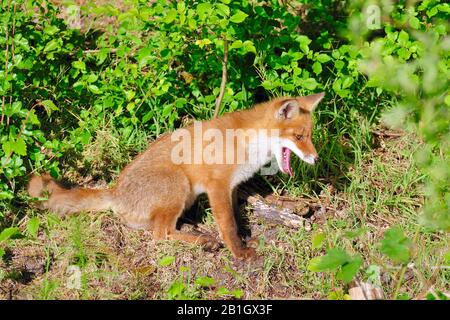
[28, 93, 324, 260]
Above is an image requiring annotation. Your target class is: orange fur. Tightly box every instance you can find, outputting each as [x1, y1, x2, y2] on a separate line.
[28, 94, 324, 260]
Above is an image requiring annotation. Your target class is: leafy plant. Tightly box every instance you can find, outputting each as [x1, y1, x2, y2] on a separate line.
[349, 0, 450, 231]
[163, 264, 216, 300]
[379, 226, 412, 264]
[308, 248, 363, 283]
[26, 216, 40, 238]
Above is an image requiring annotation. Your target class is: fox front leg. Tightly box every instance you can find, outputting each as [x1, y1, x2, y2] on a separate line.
[206, 184, 256, 260]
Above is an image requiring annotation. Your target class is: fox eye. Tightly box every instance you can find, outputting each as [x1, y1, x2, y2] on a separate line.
[294, 134, 304, 141]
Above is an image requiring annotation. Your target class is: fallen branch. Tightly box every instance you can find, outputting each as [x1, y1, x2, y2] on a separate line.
[371, 129, 404, 137]
[247, 196, 305, 229]
[213, 38, 228, 118]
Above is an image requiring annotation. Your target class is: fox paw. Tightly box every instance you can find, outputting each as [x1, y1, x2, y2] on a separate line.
[234, 247, 257, 261]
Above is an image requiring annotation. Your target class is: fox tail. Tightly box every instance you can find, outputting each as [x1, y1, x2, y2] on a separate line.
[27, 174, 112, 216]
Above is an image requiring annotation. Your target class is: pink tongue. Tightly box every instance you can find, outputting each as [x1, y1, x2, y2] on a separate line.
[282, 147, 292, 176]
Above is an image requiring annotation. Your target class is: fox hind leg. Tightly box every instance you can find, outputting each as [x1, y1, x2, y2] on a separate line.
[115, 167, 220, 250]
[150, 205, 220, 251]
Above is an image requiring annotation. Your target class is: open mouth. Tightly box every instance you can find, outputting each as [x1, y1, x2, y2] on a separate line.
[275, 139, 317, 176]
[281, 147, 293, 176]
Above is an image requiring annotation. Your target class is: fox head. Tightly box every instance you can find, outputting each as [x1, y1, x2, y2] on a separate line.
[271, 93, 324, 176]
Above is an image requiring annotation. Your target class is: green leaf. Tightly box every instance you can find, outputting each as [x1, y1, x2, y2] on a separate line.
[28, 109, 40, 125]
[230, 40, 243, 49]
[195, 38, 212, 49]
[217, 287, 230, 295]
[72, 60, 86, 71]
[44, 25, 59, 35]
[86, 74, 98, 83]
[342, 77, 354, 89]
[397, 47, 411, 60]
[336, 256, 362, 283]
[176, 2, 185, 13]
[282, 83, 295, 92]
[164, 8, 177, 23]
[231, 289, 243, 298]
[328, 290, 352, 300]
[11, 137, 27, 156]
[308, 248, 350, 272]
[2, 141, 12, 156]
[158, 256, 175, 266]
[297, 35, 311, 47]
[334, 60, 345, 70]
[396, 293, 411, 300]
[426, 6, 438, 18]
[311, 232, 325, 249]
[0, 191, 14, 201]
[27, 217, 40, 238]
[44, 39, 60, 52]
[88, 85, 102, 94]
[297, 35, 311, 53]
[366, 265, 382, 286]
[398, 30, 409, 46]
[444, 251, 450, 265]
[426, 292, 437, 300]
[187, 18, 197, 30]
[167, 280, 186, 299]
[216, 3, 230, 17]
[242, 40, 256, 54]
[409, 17, 420, 29]
[436, 291, 449, 300]
[41, 100, 59, 114]
[444, 94, 450, 106]
[5, 101, 22, 117]
[217, 287, 242, 298]
[179, 265, 190, 272]
[197, 3, 212, 19]
[316, 53, 331, 63]
[380, 226, 412, 264]
[125, 90, 136, 101]
[229, 10, 248, 23]
[302, 78, 318, 90]
[142, 110, 154, 124]
[312, 61, 322, 75]
[195, 276, 215, 287]
[162, 105, 173, 117]
[0, 227, 20, 242]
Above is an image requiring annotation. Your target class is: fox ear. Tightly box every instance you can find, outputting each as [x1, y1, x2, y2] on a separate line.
[275, 99, 299, 120]
[298, 92, 325, 112]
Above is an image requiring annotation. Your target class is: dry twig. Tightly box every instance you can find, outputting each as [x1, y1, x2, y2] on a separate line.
[213, 38, 228, 118]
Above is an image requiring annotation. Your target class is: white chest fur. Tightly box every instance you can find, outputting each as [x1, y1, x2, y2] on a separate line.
[230, 133, 276, 188]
